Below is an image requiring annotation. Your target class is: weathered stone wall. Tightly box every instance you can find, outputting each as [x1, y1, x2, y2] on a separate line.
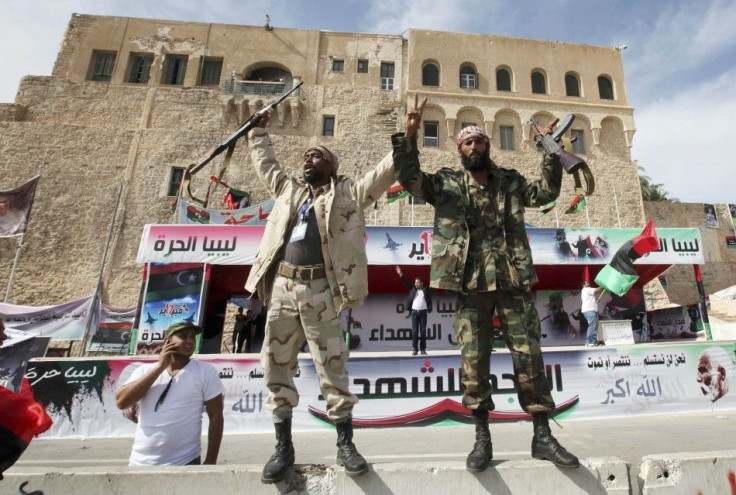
[644, 202, 736, 305]
[0, 14, 651, 357]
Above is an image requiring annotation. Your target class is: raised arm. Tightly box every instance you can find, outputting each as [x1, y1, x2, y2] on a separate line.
[248, 112, 291, 197]
[116, 340, 176, 409]
[353, 150, 397, 209]
[522, 120, 564, 207]
[392, 95, 440, 205]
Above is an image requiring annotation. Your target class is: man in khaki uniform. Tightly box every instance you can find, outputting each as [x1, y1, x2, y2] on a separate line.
[245, 114, 395, 483]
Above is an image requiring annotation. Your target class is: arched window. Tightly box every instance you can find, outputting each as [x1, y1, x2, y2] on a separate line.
[531, 71, 546, 94]
[565, 74, 580, 97]
[598, 76, 614, 100]
[422, 63, 439, 86]
[496, 68, 511, 91]
[460, 65, 477, 89]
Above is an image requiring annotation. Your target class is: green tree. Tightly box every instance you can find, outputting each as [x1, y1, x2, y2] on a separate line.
[638, 166, 678, 202]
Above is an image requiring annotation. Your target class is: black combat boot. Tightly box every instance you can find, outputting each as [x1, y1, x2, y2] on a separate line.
[335, 417, 368, 477]
[466, 409, 493, 472]
[261, 418, 295, 483]
[531, 412, 579, 468]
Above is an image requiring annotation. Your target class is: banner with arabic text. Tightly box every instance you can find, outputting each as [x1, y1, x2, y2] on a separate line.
[27, 340, 736, 438]
[347, 287, 648, 351]
[137, 225, 703, 266]
[0, 295, 94, 341]
[134, 263, 205, 355]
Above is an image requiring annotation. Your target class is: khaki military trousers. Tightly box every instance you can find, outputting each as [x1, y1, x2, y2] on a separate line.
[261, 271, 357, 422]
[454, 289, 555, 414]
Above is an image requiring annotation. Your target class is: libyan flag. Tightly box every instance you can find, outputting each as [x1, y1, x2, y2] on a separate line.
[538, 200, 556, 217]
[145, 263, 204, 302]
[565, 194, 586, 214]
[0, 379, 53, 479]
[595, 220, 659, 296]
[386, 185, 410, 203]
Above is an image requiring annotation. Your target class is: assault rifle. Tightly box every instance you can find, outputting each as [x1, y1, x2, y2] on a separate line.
[529, 114, 585, 174]
[529, 114, 595, 196]
[181, 81, 303, 205]
[188, 81, 303, 176]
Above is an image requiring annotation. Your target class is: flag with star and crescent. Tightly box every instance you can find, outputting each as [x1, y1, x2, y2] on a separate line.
[134, 263, 205, 355]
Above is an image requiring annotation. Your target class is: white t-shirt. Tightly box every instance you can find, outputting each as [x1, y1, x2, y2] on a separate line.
[412, 289, 428, 311]
[580, 287, 599, 313]
[124, 359, 225, 466]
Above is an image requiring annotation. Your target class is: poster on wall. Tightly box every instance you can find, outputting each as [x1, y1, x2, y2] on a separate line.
[648, 305, 704, 340]
[134, 263, 205, 355]
[28, 341, 736, 438]
[728, 204, 736, 230]
[0, 335, 50, 393]
[87, 304, 136, 353]
[704, 203, 719, 228]
[177, 198, 274, 226]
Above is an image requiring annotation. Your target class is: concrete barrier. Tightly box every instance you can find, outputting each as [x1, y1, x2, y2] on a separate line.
[1, 458, 629, 495]
[638, 450, 736, 494]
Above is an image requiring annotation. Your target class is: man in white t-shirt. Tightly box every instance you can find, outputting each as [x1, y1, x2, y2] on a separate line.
[580, 281, 604, 346]
[116, 322, 225, 466]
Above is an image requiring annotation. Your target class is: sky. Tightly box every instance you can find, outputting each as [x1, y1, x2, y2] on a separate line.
[1, 0, 734, 204]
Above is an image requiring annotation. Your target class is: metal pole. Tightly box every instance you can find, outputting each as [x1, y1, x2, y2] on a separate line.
[612, 186, 622, 227]
[554, 206, 559, 228]
[81, 184, 124, 354]
[4, 233, 25, 303]
[693, 264, 713, 341]
[585, 196, 591, 228]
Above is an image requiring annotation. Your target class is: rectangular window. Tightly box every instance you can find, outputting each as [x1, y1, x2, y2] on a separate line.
[200, 58, 223, 85]
[380, 62, 395, 90]
[409, 196, 427, 205]
[163, 55, 188, 85]
[167, 167, 185, 196]
[322, 116, 335, 137]
[460, 73, 476, 89]
[500, 126, 514, 150]
[357, 59, 368, 73]
[90, 52, 116, 81]
[461, 122, 476, 129]
[423, 121, 439, 147]
[571, 129, 586, 154]
[128, 54, 153, 84]
[332, 59, 344, 72]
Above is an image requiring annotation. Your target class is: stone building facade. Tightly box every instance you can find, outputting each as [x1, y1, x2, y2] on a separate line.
[1, 14, 643, 317]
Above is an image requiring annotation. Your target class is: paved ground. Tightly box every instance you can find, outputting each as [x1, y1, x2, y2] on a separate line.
[11, 410, 735, 493]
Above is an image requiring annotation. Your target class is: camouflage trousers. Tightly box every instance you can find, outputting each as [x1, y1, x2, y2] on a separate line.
[454, 289, 555, 414]
[261, 273, 357, 422]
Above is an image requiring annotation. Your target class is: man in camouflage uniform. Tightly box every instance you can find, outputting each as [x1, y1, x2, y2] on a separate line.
[392, 97, 579, 472]
[245, 113, 395, 483]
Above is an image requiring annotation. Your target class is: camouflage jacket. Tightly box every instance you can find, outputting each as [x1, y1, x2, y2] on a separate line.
[245, 128, 396, 312]
[391, 133, 562, 293]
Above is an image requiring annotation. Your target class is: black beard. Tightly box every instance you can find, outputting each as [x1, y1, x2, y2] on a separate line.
[304, 169, 326, 185]
[461, 152, 492, 171]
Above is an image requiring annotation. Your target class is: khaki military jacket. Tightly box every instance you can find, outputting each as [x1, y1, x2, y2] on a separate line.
[245, 128, 396, 312]
[391, 133, 562, 293]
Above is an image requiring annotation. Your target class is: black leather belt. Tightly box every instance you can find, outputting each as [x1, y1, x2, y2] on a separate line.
[277, 262, 326, 281]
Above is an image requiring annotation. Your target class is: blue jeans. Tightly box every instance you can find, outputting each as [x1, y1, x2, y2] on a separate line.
[583, 311, 599, 344]
[411, 309, 428, 351]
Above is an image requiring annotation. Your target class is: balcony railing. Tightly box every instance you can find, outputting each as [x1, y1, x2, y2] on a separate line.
[223, 80, 301, 96]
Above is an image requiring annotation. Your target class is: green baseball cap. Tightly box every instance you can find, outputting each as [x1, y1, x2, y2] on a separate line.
[164, 322, 203, 338]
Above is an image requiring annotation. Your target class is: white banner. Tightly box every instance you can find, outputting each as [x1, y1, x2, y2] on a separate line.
[137, 225, 705, 266]
[0, 295, 94, 341]
[29, 341, 736, 438]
